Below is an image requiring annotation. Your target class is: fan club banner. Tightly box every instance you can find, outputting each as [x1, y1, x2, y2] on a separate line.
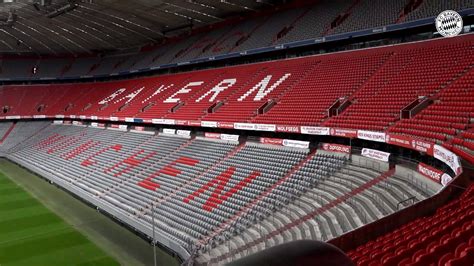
[300, 126, 330, 135]
[361, 148, 391, 162]
[385, 134, 434, 154]
[321, 143, 351, 154]
[204, 132, 239, 142]
[357, 130, 386, 143]
[330, 128, 358, 138]
[260, 137, 309, 149]
[433, 144, 462, 175]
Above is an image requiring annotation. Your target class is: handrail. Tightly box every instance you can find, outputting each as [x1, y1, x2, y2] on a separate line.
[397, 196, 416, 210]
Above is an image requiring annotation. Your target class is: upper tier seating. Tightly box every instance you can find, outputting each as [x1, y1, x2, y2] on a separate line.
[1, 1, 472, 79]
[348, 183, 474, 266]
[404, 0, 474, 22]
[331, 0, 408, 35]
[1, 35, 473, 160]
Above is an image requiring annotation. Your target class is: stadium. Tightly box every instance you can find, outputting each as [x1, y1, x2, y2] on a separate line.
[0, 0, 473, 265]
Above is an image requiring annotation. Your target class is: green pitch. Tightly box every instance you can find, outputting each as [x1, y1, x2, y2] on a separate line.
[0, 170, 118, 266]
[0, 159, 180, 266]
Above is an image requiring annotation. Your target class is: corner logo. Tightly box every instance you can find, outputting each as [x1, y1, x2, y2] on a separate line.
[436, 10, 463, 37]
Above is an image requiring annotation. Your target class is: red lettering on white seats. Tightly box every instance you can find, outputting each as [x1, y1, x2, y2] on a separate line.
[62, 140, 100, 160]
[238, 73, 291, 101]
[35, 133, 62, 150]
[98, 88, 126, 105]
[164, 81, 204, 103]
[47, 135, 80, 154]
[183, 167, 260, 212]
[81, 144, 122, 167]
[104, 149, 157, 177]
[138, 157, 199, 191]
[141, 84, 174, 104]
[196, 79, 237, 102]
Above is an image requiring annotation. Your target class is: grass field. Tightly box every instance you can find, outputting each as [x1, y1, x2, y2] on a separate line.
[0, 159, 180, 266]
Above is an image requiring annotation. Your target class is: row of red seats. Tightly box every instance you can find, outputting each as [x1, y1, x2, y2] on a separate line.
[348, 184, 474, 266]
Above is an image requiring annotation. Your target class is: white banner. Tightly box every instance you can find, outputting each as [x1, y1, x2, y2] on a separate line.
[177, 130, 191, 137]
[441, 173, 453, 187]
[433, 144, 462, 174]
[53, 120, 63, 125]
[283, 139, 310, 149]
[254, 124, 276, 132]
[361, 148, 390, 162]
[234, 123, 255, 130]
[125, 117, 134, 122]
[221, 134, 239, 142]
[300, 126, 330, 135]
[163, 128, 176, 135]
[358, 130, 386, 143]
[201, 121, 218, 128]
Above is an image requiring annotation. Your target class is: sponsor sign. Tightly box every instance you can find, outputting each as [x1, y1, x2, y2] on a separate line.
[72, 121, 83, 126]
[358, 130, 386, 143]
[188, 121, 202, 127]
[321, 143, 351, 154]
[234, 123, 255, 130]
[53, 120, 63, 125]
[90, 116, 98, 120]
[417, 162, 444, 183]
[33, 115, 46, 119]
[134, 126, 145, 131]
[218, 122, 235, 129]
[260, 137, 284, 146]
[433, 145, 462, 174]
[175, 120, 188, 126]
[151, 119, 175, 125]
[110, 117, 119, 121]
[361, 148, 390, 162]
[330, 128, 358, 138]
[90, 122, 105, 128]
[300, 126, 330, 135]
[204, 132, 221, 139]
[201, 121, 218, 128]
[55, 115, 65, 119]
[125, 117, 134, 122]
[276, 125, 300, 133]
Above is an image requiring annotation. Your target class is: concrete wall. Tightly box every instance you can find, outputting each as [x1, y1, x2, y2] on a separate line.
[350, 154, 389, 172]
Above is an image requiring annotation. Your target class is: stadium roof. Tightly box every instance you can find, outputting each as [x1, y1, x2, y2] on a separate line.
[0, 0, 281, 55]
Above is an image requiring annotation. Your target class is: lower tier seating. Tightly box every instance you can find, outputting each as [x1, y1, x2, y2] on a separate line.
[0, 122, 439, 264]
[348, 183, 474, 266]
